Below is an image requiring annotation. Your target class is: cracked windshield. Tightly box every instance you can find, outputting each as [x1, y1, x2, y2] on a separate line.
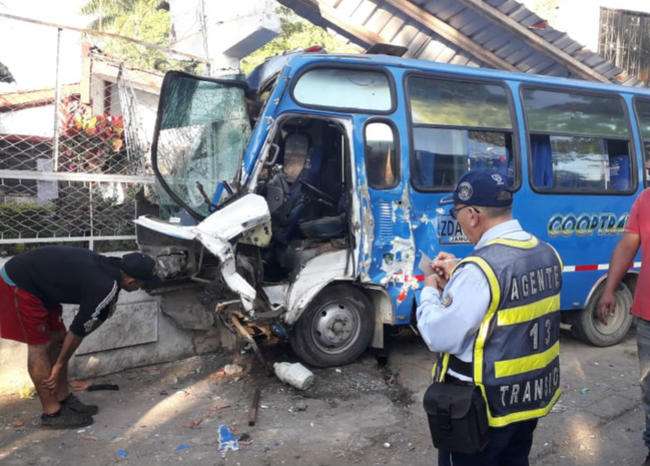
[155, 75, 251, 219]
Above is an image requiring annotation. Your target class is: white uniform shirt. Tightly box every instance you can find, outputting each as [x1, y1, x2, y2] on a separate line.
[416, 219, 532, 381]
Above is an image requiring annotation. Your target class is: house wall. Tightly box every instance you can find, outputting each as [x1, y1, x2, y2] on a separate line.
[90, 77, 158, 151]
[555, 0, 650, 52]
[110, 84, 159, 147]
[0, 105, 54, 137]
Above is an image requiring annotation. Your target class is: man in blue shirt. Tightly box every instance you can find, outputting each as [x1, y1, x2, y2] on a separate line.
[418, 170, 562, 466]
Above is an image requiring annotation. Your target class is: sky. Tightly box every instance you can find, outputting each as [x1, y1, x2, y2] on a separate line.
[0, 0, 88, 92]
[2, 0, 647, 93]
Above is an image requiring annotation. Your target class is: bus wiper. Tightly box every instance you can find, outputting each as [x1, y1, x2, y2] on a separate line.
[223, 181, 235, 196]
[196, 181, 217, 213]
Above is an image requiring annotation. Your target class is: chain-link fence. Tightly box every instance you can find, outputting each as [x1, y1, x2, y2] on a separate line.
[0, 15, 207, 254]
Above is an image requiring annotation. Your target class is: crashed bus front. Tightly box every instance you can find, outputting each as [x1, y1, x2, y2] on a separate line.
[134, 55, 387, 367]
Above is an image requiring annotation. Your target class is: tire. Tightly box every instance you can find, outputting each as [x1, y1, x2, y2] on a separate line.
[289, 284, 374, 367]
[572, 282, 633, 347]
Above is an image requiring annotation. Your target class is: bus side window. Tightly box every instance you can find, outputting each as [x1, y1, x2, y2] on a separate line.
[524, 88, 634, 193]
[406, 76, 516, 191]
[365, 122, 399, 189]
[634, 99, 650, 185]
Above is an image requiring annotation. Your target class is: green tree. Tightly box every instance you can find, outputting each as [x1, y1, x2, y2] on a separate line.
[80, 0, 197, 72]
[241, 7, 358, 75]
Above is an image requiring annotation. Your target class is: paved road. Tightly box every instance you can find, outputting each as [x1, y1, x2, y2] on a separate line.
[0, 329, 645, 465]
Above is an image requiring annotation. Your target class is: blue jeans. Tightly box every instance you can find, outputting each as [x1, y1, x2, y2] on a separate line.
[438, 419, 538, 466]
[637, 318, 650, 449]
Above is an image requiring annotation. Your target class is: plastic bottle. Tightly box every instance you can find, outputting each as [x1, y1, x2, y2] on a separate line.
[273, 362, 315, 390]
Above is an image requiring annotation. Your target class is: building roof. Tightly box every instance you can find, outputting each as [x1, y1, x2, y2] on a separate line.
[0, 84, 79, 112]
[87, 50, 163, 95]
[278, 0, 638, 85]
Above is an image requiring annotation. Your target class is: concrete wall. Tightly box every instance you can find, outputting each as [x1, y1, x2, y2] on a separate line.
[0, 253, 234, 395]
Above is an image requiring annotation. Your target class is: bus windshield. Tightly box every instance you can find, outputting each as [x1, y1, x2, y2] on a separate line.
[153, 72, 251, 220]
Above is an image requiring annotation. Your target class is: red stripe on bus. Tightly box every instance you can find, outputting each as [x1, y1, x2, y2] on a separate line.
[574, 264, 598, 271]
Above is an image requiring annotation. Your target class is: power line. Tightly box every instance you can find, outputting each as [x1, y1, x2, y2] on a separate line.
[0, 11, 209, 64]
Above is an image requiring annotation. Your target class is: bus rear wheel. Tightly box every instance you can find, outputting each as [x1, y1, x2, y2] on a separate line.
[289, 284, 374, 367]
[572, 283, 633, 347]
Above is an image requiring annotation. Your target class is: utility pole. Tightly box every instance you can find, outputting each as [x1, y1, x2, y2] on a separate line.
[168, 0, 280, 76]
[198, 0, 211, 76]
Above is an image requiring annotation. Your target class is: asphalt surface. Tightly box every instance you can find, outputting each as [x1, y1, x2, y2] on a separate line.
[0, 329, 646, 465]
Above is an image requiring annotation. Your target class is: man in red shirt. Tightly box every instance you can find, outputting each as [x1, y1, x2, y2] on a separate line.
[598, 189, 650, 465]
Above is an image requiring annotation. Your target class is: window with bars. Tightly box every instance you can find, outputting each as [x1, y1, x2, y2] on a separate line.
[599, 7, 650, 85]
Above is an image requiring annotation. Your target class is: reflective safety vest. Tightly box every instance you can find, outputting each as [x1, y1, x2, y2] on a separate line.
[433, 236, 562, 428]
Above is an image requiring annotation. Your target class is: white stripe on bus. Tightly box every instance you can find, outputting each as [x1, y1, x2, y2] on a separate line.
[562, 262, 642, 273]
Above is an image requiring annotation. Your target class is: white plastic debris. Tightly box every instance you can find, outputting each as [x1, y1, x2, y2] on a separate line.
[273, 362, 314, 390]
[224, 364, 244, 377]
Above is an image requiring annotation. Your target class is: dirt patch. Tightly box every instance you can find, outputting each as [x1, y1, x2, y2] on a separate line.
[256, 342, 414, 408]
[380, 366, 414, 407]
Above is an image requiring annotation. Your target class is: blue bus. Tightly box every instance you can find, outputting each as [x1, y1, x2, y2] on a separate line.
[135, 50, 650, 367]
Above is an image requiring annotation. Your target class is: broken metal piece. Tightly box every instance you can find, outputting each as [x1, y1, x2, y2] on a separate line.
[215, 300, 241, 313]
[229, 314, 271, 375]
[248, 387, 261, 426]
[134, 193, 270, 314]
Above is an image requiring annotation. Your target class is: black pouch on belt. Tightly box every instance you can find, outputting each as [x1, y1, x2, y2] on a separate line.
[422, 380, 489, 454]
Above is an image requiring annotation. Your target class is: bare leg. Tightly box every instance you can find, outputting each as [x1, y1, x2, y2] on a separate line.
[27, 344, 61, 415]
[47, 331, 70, 402]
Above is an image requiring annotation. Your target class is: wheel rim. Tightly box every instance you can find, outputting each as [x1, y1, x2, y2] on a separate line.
[593, 291, 628, 336]
[310, 300, 361, 355]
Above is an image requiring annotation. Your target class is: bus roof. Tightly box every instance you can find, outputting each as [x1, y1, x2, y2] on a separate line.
[276, 52, 650, 98]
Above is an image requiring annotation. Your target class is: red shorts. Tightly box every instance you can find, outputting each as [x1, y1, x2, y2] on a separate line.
[0, 276, 66, 345]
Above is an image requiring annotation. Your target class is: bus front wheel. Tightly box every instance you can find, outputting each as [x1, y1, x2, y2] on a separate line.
[289, 284, 374, 367]
[572, 283, 633, 347]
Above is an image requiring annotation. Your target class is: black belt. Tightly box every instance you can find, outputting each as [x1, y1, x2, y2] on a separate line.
[448, 355, 472, 378]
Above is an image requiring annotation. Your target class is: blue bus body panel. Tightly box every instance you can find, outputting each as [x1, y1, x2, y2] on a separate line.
[245, 54, 648, 325]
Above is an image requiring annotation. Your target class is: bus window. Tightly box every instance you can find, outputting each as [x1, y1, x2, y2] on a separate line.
[407, 76, 515, 191]
[634, 99, 650, 183]
[293, 68, 393, 112]
[365, 122, 398, 189]
[523, 88, 634, 193]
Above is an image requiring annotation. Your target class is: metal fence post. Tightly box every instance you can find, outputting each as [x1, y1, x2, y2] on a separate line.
[52, 27, 62, 172]
[89, 181, 95, 250]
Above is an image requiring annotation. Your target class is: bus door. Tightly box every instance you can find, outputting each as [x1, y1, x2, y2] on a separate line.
[353, 114, 414, 325]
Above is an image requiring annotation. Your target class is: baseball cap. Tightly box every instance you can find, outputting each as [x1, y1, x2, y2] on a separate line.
[440, 170, 513, 207]
[120, 252, 159, 284]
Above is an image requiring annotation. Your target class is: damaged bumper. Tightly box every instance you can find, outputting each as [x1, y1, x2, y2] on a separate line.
[134, 193, 271, 313]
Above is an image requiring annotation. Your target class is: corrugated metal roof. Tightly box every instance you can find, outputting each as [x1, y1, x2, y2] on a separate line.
[278, 0, 638, 85]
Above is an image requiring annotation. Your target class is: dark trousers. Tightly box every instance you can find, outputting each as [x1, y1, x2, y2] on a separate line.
[637, 318, 650, 449]
[438, 419, 538, 466]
